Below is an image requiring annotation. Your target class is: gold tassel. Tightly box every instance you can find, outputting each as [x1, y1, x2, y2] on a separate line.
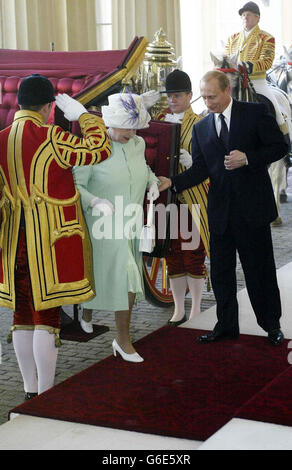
[7, 325, 17, 343]
[7, 330, 13, 344]
[55, 334, 62, 348]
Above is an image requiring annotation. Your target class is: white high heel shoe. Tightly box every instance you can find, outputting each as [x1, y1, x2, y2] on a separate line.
[80, 318, 93, 334]
[112, 339, 144, 363]
[79, 305, 93, 333]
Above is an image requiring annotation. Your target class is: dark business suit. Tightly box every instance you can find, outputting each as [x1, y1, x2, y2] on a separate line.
[172, 100, 288, 335]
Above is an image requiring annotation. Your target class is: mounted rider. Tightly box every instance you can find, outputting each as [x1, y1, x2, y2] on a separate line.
[225, 1, 289, 137]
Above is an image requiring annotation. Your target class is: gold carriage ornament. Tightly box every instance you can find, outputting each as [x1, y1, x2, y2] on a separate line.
[123, 28, 179, 118]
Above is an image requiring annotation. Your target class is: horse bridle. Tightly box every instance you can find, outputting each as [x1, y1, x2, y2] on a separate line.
[216, 66, 250, 89]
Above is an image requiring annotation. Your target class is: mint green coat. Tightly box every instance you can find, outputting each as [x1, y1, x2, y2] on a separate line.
[73, 135, 158, 311]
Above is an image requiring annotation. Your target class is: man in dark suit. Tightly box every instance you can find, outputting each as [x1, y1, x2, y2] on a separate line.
[158, 70, 288, 345]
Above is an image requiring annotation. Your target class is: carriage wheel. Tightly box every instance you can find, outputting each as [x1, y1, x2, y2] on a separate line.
[142, 255, 174, 307]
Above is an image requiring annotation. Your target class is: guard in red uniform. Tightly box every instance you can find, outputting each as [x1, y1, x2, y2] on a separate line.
[0, 75, 111, 399]
[158, 70, 210, 325]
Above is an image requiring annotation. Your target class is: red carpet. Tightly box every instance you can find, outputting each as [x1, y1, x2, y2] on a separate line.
[235, 366, 292, 427]
[10, 328, 290, 441]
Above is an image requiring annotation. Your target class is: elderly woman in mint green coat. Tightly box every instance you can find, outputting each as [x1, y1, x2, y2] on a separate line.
[73, 93, 160, 363]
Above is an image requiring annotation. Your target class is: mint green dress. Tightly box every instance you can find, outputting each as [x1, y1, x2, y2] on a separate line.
[73, 135, 159, 311]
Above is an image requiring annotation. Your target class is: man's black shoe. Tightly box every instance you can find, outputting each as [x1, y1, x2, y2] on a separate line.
[268, 329, 284, 346]
[196, 330, 239, 344]
[24, 392, 38, 401]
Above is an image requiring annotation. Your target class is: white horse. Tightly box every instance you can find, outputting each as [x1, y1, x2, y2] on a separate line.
[268, 46, 292, 99]
[210, 52, 291, 225]
[268, 46, 292, 202]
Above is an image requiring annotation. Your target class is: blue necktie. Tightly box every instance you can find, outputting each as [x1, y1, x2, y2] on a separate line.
[219, 113, 229, 150]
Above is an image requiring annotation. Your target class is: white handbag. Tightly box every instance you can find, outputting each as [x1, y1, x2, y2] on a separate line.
[139, 198, 156, 253]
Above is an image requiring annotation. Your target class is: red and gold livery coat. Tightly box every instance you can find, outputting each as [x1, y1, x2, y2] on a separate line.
[157, 107, 210, 257]
[0, 110, 111, 311]
[225, 25, 275, 80]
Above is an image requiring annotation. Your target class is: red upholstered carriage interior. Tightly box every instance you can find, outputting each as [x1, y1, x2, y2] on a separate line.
[0, 37, 147, 130]
[0, 75, 89, 130]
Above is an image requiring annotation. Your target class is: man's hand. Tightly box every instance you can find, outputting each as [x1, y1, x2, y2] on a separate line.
[158, 176, 172, 192]
[224, 150, 247, 170]
[55, 93, 88, 121]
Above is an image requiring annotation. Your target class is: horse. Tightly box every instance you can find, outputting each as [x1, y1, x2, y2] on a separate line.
[268, 46, 292, 100]
[267, 46, 292, 202]
[210, 51, 292, 225]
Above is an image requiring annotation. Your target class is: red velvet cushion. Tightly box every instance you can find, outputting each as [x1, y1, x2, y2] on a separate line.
[0, 75, 87, 130]
[0, 39, 142, 130]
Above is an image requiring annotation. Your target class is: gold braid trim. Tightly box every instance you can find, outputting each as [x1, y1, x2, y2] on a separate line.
[7, 324, 35, 343]
[180, 109, 210, 258]
[35, 325, 62, 348]
[7, 324, 62, 347]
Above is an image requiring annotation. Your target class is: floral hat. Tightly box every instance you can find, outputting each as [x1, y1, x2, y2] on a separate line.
[102, 93, 151, 129]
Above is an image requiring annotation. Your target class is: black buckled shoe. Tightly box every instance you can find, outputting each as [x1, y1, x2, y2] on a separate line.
[196, 330, 240, 344]
[24, 392, 38, 401]
[268, 329, 284, 346]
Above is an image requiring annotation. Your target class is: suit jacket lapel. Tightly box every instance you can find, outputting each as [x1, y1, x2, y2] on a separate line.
[229, 100, 240, 150]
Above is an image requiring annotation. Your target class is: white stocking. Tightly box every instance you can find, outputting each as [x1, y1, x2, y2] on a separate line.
[187, 276, 205, 318]
[33, 329, 58, 394]
[12, 330, 38, 393]
[169, 276, 188, 321]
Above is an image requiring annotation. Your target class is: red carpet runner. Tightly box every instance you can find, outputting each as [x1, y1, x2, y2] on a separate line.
[10, 328, 290, 441]
[236, 365, 292, 427]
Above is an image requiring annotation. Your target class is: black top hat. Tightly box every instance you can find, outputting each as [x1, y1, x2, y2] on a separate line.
[18, 74, 56, 106]
[239, 1, 260, 16]
[164, 69, 192, 93]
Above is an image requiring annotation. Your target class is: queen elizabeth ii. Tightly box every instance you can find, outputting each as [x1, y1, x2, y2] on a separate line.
[73, 93, 160, 362]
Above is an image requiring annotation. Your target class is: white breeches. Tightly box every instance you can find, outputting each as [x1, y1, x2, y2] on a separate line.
[252, 79, 291, 219]
[268, 158, 287, 215]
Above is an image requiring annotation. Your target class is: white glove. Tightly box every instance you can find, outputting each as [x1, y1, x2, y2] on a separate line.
[55, 93, 88, 121]
[164, 113, 183, 123]
[141, 90, 160, 109]
[90, 197, 114, 216]
[179, 149, 192, 169]
[147, 182, 160, 201]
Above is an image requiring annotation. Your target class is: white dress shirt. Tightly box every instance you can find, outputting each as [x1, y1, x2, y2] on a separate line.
[244, 25, 257, 39]
[214, 98, 248, 165]
[214, 98, 233, 136]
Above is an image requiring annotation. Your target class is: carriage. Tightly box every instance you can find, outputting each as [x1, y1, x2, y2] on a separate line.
[0, 36, 181, 339]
